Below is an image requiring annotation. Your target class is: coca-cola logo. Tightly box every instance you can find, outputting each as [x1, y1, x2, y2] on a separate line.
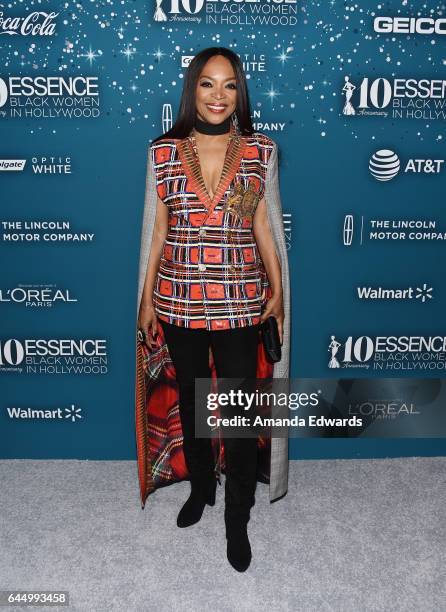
[0, 11, 58, 36]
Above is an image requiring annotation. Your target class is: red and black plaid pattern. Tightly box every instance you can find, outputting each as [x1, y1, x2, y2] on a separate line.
[150, 131, 275, 330]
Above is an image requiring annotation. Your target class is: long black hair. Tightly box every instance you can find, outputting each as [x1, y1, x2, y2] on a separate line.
[152, 47, 255, 143]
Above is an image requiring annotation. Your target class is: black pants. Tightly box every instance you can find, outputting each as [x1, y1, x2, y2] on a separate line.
[158, 318, 260, 524]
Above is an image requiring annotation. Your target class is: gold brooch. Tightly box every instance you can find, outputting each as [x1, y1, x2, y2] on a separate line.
[222, 180, 261, 221]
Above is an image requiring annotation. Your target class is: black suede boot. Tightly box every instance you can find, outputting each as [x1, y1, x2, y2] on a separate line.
[225, 515, 252, 572]
[177, 477, 217, 528]
[223, 435, 257, 571]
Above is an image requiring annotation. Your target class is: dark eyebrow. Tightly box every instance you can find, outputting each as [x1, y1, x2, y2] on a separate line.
[199, 75, 236, 81]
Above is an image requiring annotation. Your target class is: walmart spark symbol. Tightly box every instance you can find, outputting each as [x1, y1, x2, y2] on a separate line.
[65, 405, 82, 422]
[415, 284, 433, 303]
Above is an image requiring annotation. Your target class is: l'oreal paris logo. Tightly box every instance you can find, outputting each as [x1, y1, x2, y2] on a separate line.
[0, 287, 78, 307]
[374, 16, 446, 35]
[0, 11, 59, 36]
[348, 401, 420, 418]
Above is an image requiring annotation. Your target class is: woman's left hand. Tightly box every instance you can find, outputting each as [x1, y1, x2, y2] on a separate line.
[259, 293, 285, 345]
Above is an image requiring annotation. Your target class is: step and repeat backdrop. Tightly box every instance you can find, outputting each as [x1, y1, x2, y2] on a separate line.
[1, 1, 445, 459]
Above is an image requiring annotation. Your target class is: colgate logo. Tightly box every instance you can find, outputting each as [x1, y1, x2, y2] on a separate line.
[0, 11, 58, 36]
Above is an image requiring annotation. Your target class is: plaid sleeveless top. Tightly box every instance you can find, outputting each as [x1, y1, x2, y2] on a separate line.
[151, 122, 275, 330]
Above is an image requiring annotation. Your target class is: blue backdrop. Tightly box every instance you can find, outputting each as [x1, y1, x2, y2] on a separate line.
[1, 1, 445, 459]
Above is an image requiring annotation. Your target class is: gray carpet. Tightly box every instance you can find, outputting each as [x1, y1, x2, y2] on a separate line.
[1, 457, 445, 612]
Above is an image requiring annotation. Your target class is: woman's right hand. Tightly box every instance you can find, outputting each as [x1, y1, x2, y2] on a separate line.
[138, 301, 158, 350]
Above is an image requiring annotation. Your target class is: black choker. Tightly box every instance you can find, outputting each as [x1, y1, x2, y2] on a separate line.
[194, 115, 231, 135]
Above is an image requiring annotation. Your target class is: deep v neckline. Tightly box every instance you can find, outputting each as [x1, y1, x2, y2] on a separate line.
[176, 122, 247, 214]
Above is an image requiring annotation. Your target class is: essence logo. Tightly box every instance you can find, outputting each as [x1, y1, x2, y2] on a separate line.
[153, 0, 298, 27]
[0, 338, 108, 375]
[341, 76, 446, 122]
[0, 76, 100, 119]
[327, 335, 446, 371]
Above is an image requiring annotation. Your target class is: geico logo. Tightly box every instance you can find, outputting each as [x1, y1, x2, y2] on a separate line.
[374, 16, 446, 34]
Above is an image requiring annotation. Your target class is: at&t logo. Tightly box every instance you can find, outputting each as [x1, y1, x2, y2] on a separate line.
[369, 149, 444, 181]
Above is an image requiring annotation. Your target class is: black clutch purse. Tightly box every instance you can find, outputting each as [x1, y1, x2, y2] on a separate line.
[260, 315, 282, 363]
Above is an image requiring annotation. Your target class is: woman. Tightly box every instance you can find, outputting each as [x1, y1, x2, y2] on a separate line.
[135, 47, 291, 572]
